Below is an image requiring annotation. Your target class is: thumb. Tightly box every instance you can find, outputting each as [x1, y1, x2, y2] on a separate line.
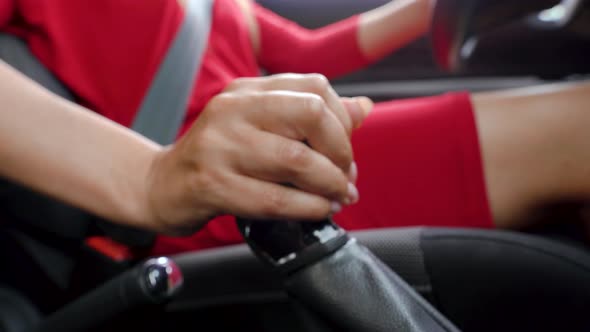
[341, 96, 374, 130]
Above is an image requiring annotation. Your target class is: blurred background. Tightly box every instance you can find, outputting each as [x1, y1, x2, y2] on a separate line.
[258, 0, 590, 100]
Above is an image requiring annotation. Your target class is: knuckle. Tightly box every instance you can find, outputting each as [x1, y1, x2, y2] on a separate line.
[277, 140, 311, 169]
[260, 186, 287, 216]
[224, 77, 250, 91]
[209, 93, 235, 112]
[276, 73, 300, 81]
[261, 92, 286, 113]
[303, 95, 327, 122]
[307, 74, 330, 92]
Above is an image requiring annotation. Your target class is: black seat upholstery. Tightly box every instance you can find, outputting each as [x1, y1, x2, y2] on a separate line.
[0, 34, 589, 332]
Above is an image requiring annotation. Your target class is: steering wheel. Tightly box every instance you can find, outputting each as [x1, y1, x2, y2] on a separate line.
[431, 0, 566, 71]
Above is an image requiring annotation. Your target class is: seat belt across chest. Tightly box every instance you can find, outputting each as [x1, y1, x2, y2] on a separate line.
[132, 0, 214, 144]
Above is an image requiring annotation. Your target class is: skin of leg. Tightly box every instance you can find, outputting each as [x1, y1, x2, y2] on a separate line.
[471, 80, 590, 229]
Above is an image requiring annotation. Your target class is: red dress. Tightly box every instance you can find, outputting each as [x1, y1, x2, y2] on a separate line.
[0, 0, 492, 255]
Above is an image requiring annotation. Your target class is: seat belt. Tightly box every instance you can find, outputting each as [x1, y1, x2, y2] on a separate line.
[92, 0, 214, 250]
[133, 0, 213, 144]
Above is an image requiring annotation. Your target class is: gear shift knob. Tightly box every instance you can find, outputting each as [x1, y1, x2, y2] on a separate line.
[236, 218, 349, 274]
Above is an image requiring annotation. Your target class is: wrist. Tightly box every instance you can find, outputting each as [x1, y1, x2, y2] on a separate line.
[118, 144, 166, 232]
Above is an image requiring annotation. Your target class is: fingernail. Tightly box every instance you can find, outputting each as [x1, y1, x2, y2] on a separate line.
[331, 201, 343, 214]
[348, 162, 358, 183]
[355, 97, 374, 117]
[347, 182, 359, 204]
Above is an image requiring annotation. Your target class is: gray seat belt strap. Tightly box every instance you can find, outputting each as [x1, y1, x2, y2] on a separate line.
[132, 0, 213, 145]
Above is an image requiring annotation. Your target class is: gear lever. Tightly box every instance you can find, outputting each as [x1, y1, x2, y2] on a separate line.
[237, 218, 460, 332]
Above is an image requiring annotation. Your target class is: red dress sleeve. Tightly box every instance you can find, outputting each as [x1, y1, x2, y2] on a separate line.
[254, 3, 372, 79]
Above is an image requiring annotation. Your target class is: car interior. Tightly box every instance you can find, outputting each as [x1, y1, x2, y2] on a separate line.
[0, 0, 589, 331]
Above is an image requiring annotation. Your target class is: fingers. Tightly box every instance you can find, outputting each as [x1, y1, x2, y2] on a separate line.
[222, 173, 341, 221]
[234, 129, 351, 204]
[341, 96, 374, 130]
[147, 75, 373, 233]
[257, 74, 354, 136]
[238, 91, 353, 173]
[227, 74, 374, 136]
[349, 161, 358, 183]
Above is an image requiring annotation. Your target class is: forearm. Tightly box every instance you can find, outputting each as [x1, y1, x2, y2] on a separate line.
[254, 4, 369, 79]
[0, 61, 160, 229]
[251, 0, 432, 79]
[358, 0, 433, 61]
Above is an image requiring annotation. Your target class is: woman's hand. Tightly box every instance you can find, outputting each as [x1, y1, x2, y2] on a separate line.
[0, 62, 370, 236]
[144, 74, 372, 235]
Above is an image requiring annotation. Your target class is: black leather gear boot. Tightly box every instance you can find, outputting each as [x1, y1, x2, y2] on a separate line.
[237, 218, 460, 332]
